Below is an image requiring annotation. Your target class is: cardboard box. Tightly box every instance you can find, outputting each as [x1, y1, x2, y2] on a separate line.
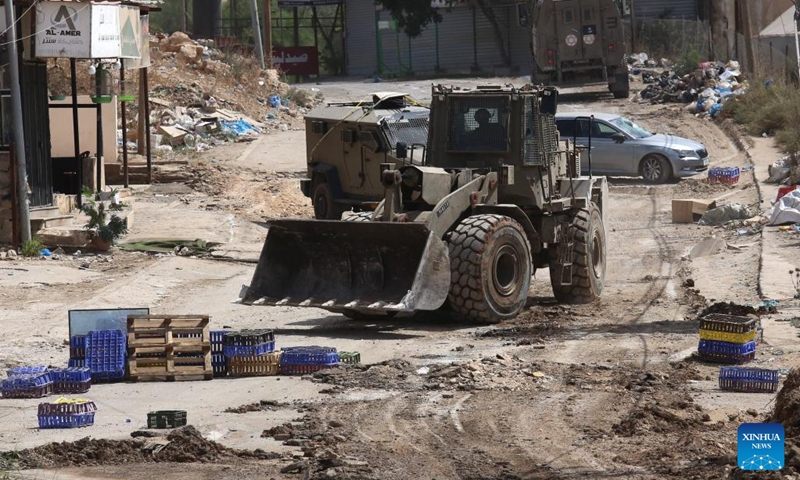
[672, 199, 717, 223]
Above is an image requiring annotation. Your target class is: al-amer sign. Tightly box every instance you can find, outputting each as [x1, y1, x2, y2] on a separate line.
[35, 2, 120, 59]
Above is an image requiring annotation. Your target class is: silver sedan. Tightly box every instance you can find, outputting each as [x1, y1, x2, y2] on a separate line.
[554, 112, 710, 184]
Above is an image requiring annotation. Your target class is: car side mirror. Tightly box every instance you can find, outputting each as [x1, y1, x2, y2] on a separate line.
[395, 142, 408, 159]
[611, 133, 626, 144]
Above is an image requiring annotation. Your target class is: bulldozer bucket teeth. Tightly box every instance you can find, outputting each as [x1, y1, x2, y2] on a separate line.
[243, 220, 451, 314]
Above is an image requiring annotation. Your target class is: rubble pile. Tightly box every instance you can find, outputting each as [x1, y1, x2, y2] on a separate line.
[262, 411, 377, 480]
[140, 32, 321, 154]
[0, 426, 254, 469]
[630, 55, 747, 117]
[48, 31, 324, 156]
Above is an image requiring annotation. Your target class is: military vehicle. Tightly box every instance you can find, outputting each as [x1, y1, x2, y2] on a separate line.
[242, 84, 608, 324]
[301, 92, 430, 219]
[529, 0, 631, 99]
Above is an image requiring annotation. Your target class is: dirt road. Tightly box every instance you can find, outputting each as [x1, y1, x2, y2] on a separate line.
[2, 77, 799, 480]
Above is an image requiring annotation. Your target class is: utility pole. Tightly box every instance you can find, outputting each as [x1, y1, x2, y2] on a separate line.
[629, 0, 638, 53]
[738, 0, 756, 74]
[250, 0, 266, 68]
[183, 0, 189, 32]
[5, 0, 30, 243]
[794, 0, 800, 81]
[264, 0, 272, 67]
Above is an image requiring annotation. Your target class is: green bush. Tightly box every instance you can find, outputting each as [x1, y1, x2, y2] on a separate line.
[675, 50, 703, 77]
[20, 239, 44, 257]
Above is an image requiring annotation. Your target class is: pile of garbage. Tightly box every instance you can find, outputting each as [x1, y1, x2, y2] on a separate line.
[630, 55, 747, 117]
[115, 32, 324, 154]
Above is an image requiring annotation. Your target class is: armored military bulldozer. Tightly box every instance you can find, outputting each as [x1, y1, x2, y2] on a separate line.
[301, 92, 430, 219]
[242, 84, 609, 324]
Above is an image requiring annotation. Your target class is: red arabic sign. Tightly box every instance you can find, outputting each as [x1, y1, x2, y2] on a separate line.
[272, 47, 319, 76]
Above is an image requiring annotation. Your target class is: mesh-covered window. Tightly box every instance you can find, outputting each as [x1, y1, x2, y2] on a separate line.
[524, 97, 558, 166]
[447, 97, 509, 152]
[382, 117, 429, 148]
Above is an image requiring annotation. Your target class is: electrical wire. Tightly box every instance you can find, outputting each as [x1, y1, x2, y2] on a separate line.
[0, 0, 38, 40]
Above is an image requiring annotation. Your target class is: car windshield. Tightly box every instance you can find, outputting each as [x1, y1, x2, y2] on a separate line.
[610, 116, 653, 139]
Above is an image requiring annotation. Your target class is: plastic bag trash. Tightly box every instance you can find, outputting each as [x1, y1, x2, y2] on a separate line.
[184, 134, 196, 147]
[265, 113, 277, 120]
[279, 123, 288, 132]
[269, 95, 281, 108]
[700, 88, 717, 100]
[221, 119, 261, 136]
[708, 103, 723, 118]
[768, 190, 800, 225]
[699, 204, 756, 226]
[767, 162, 791, 183]
[40, 249, 52, 257]
[156, 145, 173, 153]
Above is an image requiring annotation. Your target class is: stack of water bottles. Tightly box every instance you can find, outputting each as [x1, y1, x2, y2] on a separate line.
[698, 313, 757, 364]
[708, 166, 740, 185]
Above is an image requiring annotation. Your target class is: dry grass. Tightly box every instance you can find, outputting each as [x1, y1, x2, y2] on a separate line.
[722, 80, 800, 153]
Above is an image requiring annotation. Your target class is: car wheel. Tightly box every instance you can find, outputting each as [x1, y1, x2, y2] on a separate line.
[640, 154, 672, 184]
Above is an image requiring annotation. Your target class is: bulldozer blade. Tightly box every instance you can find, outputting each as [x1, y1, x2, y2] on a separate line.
[242, 220, 451, 314]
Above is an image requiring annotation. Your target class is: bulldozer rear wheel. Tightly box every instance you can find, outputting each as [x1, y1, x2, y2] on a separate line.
[312, 181, 345, 220]
[446, 214, 532, 324]
[549, 204, 606, 304]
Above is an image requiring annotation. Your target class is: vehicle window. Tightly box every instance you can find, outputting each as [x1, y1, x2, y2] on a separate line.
[447, 97, 509, 152]
[555, 120, 574, 138]
[583, 8, 593, 22]
[563, 9, 574, 24]
[609, 116, 653, 139]
[592, 122, 619, 139]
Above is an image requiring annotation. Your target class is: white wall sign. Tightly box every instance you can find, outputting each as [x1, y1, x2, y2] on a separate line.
[36, 2, 92, 58]
[90, 4, 121, 58]
[35, 2, 121, 59]
[119, 5, 141, 59]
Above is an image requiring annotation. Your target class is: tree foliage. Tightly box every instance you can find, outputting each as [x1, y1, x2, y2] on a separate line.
[376, 0, 443, 38]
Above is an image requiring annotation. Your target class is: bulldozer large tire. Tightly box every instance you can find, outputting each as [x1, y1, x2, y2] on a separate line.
[549, 204, 605, 304]
[446, 214, 532, 324]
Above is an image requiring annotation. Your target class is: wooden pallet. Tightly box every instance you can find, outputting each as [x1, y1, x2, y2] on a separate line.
[127, 315, 212, 381]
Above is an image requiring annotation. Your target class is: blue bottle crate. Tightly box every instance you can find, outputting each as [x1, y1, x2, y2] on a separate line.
[7, 366, 47, 377]
[85, 330, 127, 382]
[70, 335, 87, 359]
[68, 358, 86, 368]
[38, 412, 95, 429]
[211, 330, 230, 354]
[698, 339, 756, 364]
[212, 353, 227, 376]
[719, 367, 779, 393]
[223, 341, 275, 358]
[49, 367, 91, 383]
[38, 401, 96, 429]
[223, 330, 275, 347]
[1, 372, 53, 398]
[280, 346, 339, 366]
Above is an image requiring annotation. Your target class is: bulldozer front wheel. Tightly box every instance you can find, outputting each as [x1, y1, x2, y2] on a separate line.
[446, 214, 532, 324]
[549, 205, 606, 304]
[312, 181, 345, 220]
